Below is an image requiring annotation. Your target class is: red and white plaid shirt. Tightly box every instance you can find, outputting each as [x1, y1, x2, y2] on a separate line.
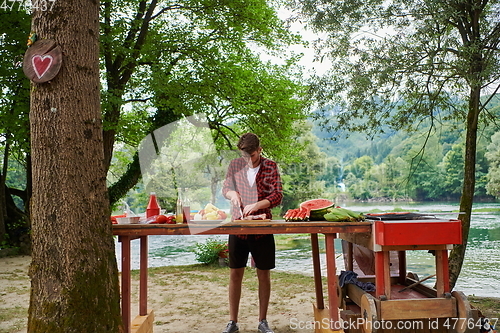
[222, 157, 283, 220]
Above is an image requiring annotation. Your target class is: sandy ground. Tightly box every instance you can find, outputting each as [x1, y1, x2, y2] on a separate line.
[0, 256, 317, 333]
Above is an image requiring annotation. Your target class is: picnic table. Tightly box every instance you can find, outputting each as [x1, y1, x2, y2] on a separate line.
[112, 220, 372, 333]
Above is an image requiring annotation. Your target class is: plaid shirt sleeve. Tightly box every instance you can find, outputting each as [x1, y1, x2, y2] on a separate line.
[222, 157, 283, 219]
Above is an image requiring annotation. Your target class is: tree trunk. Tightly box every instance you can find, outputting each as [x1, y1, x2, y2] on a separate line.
[448, 85, 480, 290]
[0, 140, 8, 243]
[27, 0, 122, 331]
[448, 2, 483, 290]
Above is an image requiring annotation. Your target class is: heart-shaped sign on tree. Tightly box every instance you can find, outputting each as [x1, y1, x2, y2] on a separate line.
[32, 55, 54, 79]
[23, 40, 62, 83]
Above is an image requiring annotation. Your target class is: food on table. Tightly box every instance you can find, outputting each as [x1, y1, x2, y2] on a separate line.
[148, 215, 175, 224]
[299, 198, 335, 220]
[324, 207, 364, 222]
[283, 199, 337, 221]
[193, 203, 228, 221]
[240, 213, 267, 220]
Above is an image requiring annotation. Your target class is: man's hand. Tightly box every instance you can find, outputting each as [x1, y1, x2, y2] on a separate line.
[243, 199, 271, 216]
[226, 190, 242, 209]
[242, 203, 258, 216]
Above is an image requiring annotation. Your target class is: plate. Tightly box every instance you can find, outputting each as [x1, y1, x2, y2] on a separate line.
[190, 219, 226, 224]
[116, 216, 141, 224]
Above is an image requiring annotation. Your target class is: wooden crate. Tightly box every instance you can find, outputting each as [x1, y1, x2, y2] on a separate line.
[374, 220, 462, 246]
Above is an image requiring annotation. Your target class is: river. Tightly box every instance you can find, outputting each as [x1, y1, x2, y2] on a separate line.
[115, 201, 500, 298]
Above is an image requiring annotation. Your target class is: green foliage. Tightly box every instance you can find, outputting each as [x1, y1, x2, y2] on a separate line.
[280, 127, 329, 211]
[0, 10, 32, 246]
[194, 238, 228, 265]
[486, 132, 500, 199]
[100, 0, 310, 205]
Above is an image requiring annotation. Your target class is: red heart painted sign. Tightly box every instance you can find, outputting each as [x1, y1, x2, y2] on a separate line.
[32, 55, 54, 79]
[23, 40, 62, 83]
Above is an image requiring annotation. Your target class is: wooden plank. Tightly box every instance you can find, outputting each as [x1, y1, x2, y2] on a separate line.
[130, 310, 154, 333]
[375, 251, 386, 299]
[346, 284, 366, 307]
[325, 234, 340, 324]
[383, 251, 391, 299]
[345, 241, 354, 271]
[312, 304, 343, 333]
[435, 250, 450, 296]
[311, 234, 325, 310]
[230, 219, 271, 223]
[398, 251, 406, 284]
[373, 220, 462, 246]
[112, 221, 373, 237]
[139, 236, 148, 316]
[378, 244, 450, 252]
[339, 232, 373, 250]
[404, 277, 437, 298]
[379, 298, 456, 320]
[120, 236, 131, 333]
[340, 310, 362, 333]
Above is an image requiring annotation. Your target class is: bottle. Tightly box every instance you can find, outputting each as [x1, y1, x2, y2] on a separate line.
[176, 188, 183, 224]
[146, 192, 160, 218]
[182, 188, 190, 223]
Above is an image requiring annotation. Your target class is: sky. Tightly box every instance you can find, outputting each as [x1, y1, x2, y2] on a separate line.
[252, 6, 333, 78]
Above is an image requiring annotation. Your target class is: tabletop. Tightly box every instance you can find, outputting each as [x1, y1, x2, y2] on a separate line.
[112, 219, 373, 237]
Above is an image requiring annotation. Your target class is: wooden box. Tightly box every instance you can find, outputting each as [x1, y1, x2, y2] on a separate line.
[374, 219, 462, 246]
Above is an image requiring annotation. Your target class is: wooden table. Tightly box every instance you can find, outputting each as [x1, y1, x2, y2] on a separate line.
[112, 220, 372, 333]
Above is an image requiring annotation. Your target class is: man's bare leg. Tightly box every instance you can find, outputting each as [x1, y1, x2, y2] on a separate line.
[257, 268, 271, 321]
[229, 267, 245, 322]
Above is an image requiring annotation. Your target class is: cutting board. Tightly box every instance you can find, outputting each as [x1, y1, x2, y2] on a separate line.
[232, 219, 271, 223]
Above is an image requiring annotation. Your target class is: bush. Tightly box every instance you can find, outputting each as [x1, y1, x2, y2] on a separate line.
[194, 238, 228, 265]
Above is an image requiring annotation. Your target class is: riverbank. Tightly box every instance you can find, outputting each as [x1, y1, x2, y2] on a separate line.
[1, 255, 498, 333]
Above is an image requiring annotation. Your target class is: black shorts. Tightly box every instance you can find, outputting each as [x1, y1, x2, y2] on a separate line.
[228, 234, 275, 270]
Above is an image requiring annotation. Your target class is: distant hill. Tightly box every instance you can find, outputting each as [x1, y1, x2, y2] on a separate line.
[311, 94, 500, 165]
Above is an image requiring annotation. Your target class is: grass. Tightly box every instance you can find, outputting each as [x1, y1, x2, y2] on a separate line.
[468, 296, 500, 319]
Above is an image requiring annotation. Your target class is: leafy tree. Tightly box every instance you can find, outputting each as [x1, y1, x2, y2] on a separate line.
[368, 156, 410, 200]
[345, 155, 374, 180]
[317, 155, 342, 189]
[343, 156, 376, 200]
[280, 127, 327, 211]
[0, 10, 31, 248]
[486, 132, 500, 198]
[291, 0, 500, 288]
[101, 0, 309, 205]
[0, 0, 309, 248]
[441, 143, 465, 198]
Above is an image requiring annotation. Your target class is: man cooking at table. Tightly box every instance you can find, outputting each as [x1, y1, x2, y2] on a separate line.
[221, 132, 283, 333]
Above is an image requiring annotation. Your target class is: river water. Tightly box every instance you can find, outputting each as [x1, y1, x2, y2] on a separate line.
[115, 202, 500, 298]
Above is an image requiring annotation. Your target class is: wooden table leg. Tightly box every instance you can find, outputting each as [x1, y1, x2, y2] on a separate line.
[435, 249, 450, 296]
[119, 235, 131, 333]
[375, 250, 391, 299]
[139, 236, 148, 316]
[310, 233, 324, 310]
[345, 240, 353, 272]
[324, 233, 339, 328]
[398, 251, 406, 284]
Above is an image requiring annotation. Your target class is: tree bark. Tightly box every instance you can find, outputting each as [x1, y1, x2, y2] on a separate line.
[449, 85, 480, 289]
[27, 0, 122, 331]
[448, 1, 483, 290]
[0, 140, 8, 243]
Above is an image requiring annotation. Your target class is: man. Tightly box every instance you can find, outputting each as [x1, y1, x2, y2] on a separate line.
[221, 133, 283, 333]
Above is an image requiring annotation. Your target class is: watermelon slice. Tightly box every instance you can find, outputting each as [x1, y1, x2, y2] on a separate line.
[300, 199, 335, 221]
